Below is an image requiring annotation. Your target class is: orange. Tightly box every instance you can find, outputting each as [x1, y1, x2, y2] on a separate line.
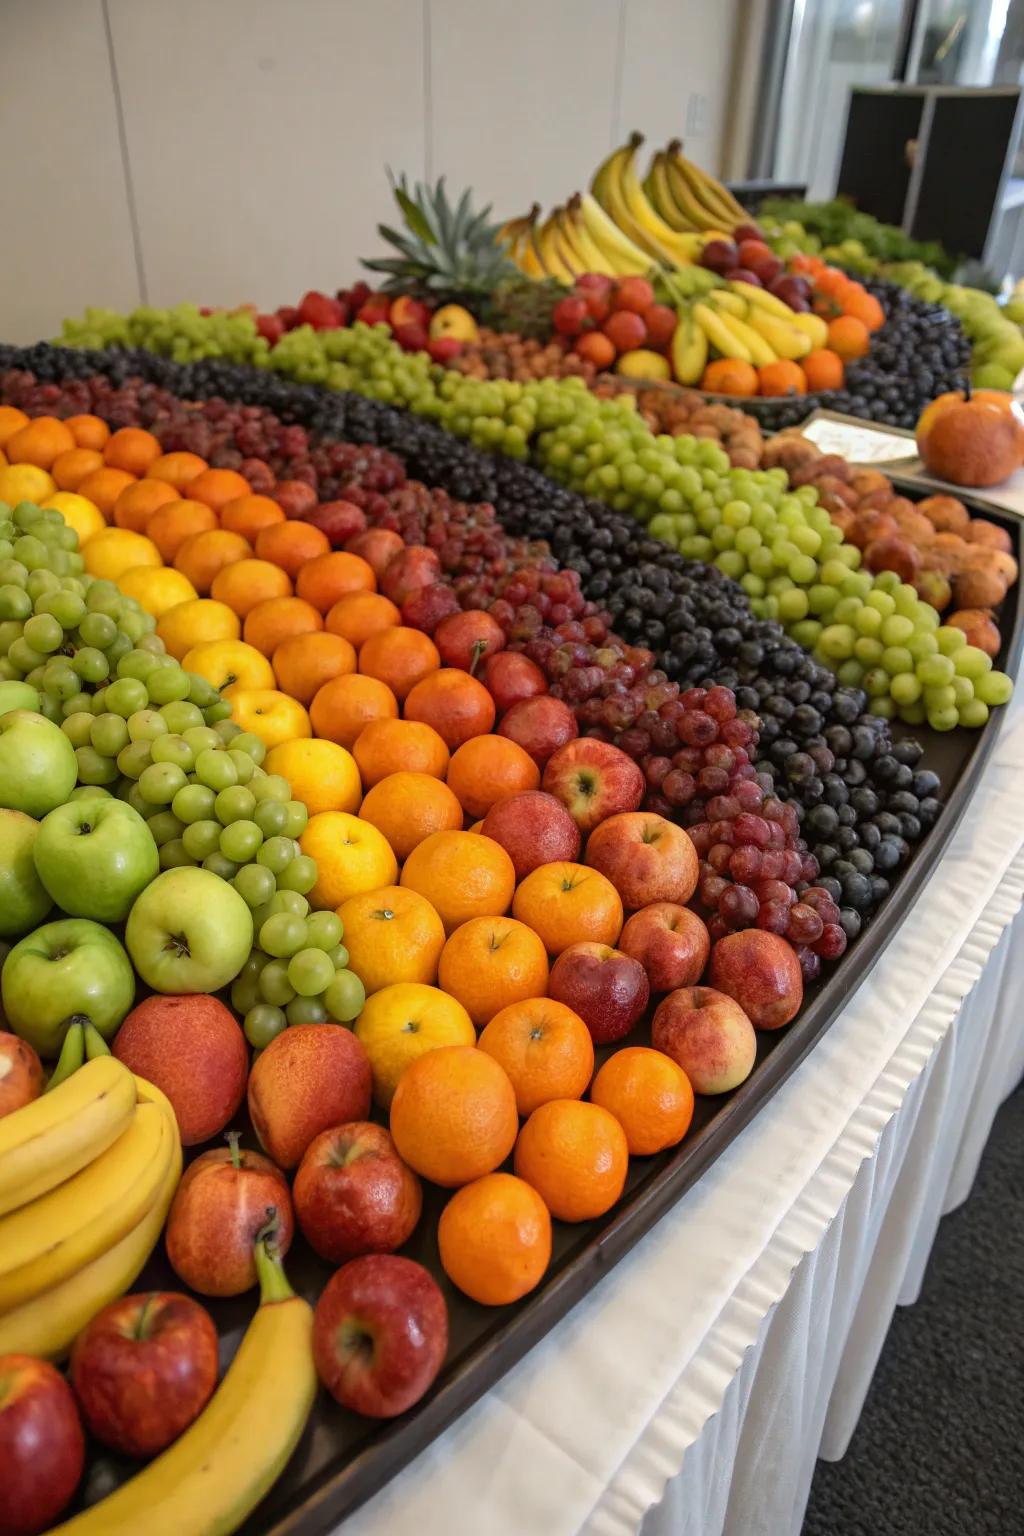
[841, 288, 885, 331]
[210, 558, 293, 617]
[826, 315, 870, 360]
[219, 494, 286, 542]
[802, 349, 845, 392]
[590, 1047, 694, 1157]
[478, 997, 593, 1116]
[70, 466, 136, 517]
[439, 917, 549, 1030]
[758, 360, 807, 397]
[437, 1173, 551, 1305]
[300, 810, 398, 909]
[358, 627, 440, 702]
[271, 631, 356, 705]
[147, 451, 209, 489]
[701, 359, 759, 397]
[181, 638, 275, 693]
[0, 406, 30, 447]
[337, 885, 446, 995]
[400, 830, 515, 934]
[512, 862, 623, 954]
[309, 673, 397, 749]
[514, 1099, 628, 1221]
[40, 492, 105, 547]
[103, 427, 162, 476]
[156, 598, 240, 660]
[359, 772, 464, 861]
[64, 414, 110, 451]
[228, 688, 311, 750]
[112, 477, 181, 532]
[147, 498, 219, 562]
[352, 718, 449, 787]
[296, 551, 376, 613]
[390, 1044, 519, 1187]
[446, 735, 540, 820]
[254, 520, 330, 580]
[51, 447, 104, 491]
[185, 467, 251, 511]
[117, 565, 198, 618]
[265, 738, 362, 817]
[404, 670, 496, 751]
[6, 416, 76, 470]
[355, 982, 476, 1107]
[325, 591, 401, 648]
[82, 528, 161, 581]
[174, 528, 252, 594]
[244, 596, 323, 659]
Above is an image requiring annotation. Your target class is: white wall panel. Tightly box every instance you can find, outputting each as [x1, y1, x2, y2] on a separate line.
[0, 0, 141, 345]
[617, 0, 741, 175]
[107, 0, 426, 309]
[429, 0, 623, 219]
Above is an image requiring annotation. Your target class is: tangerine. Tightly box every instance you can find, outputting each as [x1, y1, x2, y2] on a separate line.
[477, 997, 593, 1116]
[173, 528, 252, 593]
[253, 520, 330, 579]
[309, 673, 397, 749]
[701, 359, 759, 397]
[0, 407, 29, 447]
[300, 811, 398, 909]
[355, 982, 476, 1108]
[271, 630, 356, 705]
[147, 452, 209, 489]
[325, 592, 401, 648]
[51, 448, 104, 492]
[390, 1044, 519, 1188]
[357, 627, 439, 701]
[352, 717, 450, 786]
[446, 735, 540, 820]
[512, 861, 623, 954]
[296, 551, 376, 612]
[219, 494, 286, 542]
[439, 917, 550, 1030]
[6, 416, 76, 469]
[359, 772, 464, 861]
[185, 468, 252, 511]
[758, 360, 807, 397]
[112, 477, 181, 532]
[437, 1173, 551, 1305]
[802, 349, 845, 392]
[146, 499, 219, 563]
[103, 427, 162, 476]
[826, 315, 870, 360]
[244, 596, 323, 658]
[210, 558, 293, 617]
[590, 1047, 694, 1156]
[264, 738, 362, 817]
[404, 670, 496, 750]
[337, 885, 447, 995]
[514, 1099, 628, 1221]
[63, 414, 110, 451]
[74, 467, 137, 517]
[400, 830, 515, 934]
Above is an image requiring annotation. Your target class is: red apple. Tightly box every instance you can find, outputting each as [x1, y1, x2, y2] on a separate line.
[298, 291, 345, 329]
[644, 304, 678, 350]
[0, 1032, 43, 1119]
[392, 322, 430, 353]
[709, 930, 803, 1030]
[552, 296, 588, 338]
[618, 902, 710, 991]
[400, 582, 461, 634]
[724, 268, 762, 288]
[380, 545, 442, 607]
[578, 275, 613, 323]
[356, 298, 392, 326]
[498, 695, 578, 767]
[651, 986, 757, 1093]
[700, 238, 740, 274]
[248, 1023, 372, 1170]
[276, 305, 300, 330]
[585, 811, 699, 908]
[389, 296, 432, 330]
[428, 337, 463, 364]
[434, 609, 506, 673]
[70, 1293, 218, 1457]
[301, 500, 367, 546]
[481, 650, 547, 713]
[541, 738, 644, 833]
[256, 314, 285, 345]
[548, 941, 649, 1045]
[733, 222, 765, 244]
[313, 1254, 448, 1418]
[345, 527, 404, 579]
[294, 1121, 422, 1264]
[274, 479, 318, 519]
[165, 1137, 295, 1296]
[479, 790, 581, 880]
[0, 1355, 84, 1536]
[112, 994, 247, 1147]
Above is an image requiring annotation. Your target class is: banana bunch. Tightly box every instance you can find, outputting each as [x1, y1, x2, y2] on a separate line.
[668, 280, 828, 382]
[49, 1220, 316, 1536]
[591, 134, 708, 269]
[0, 1022, 182, 1360]
[645, 138, 747, 234]
[503, 193, 654, 281]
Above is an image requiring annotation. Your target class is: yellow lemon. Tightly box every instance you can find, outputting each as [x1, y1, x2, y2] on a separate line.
[83, 528, 161, 582]
[300, 811, 398, 910]
[40, 492, 106, 547]
[265, 738, 361, 817]
[181, 639, 275, 693]
[0, 464, 56, 506]
[157, 598, 240, 661]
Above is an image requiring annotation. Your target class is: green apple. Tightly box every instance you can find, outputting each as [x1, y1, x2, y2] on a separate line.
[125, 866, 253, 994]
[0, 682, 41, 715]
[0, 809, 52, 939]
[0, 710, 77, 817]
[1, 917, 136, 1057]
[34, 799, 159, 923]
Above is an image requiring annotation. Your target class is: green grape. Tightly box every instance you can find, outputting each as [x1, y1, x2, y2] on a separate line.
[253, 799, 288, 837]
[160, 700, 204, 733]
[818, 624, 855, 660]
[250, 773, 290, 804]
[285, 996, 329, 1026]
[13, 535, 50, 572]
[127, 708, 168, 743]
[8, 637, 47, 674]
[258, 958, 296, 1006]
[203, 851, 239, 880]
[230, 731, 266, 764]
[305, 911, 343, 951]
[187, 673, 220, 708]
[267, 890, 309, 918]
[863, 667, 890, 697]
[194, 747, 238, 791]
[75, 745, 119, 785]
[928, 706, 959, 732]
[117, 649, 162, 682]
[104, 676, 148, 716]
[244, 1004, 288, 1049]
[226, 748, 256, 784]
[234, 863, 276, 908]
[917, 654, 955, 689]
[881, 646, 913, 677]
[215, 785, 256, 825]
[78, 611, 117, 649]
[954, 646, 992, 680]
[117, 740, 152, 780]
[126, 782, 158, 819]
[890, 672, 922, 706]
[23, 613, 63, 653]
[277, 854, 317, 894]
[880, 615, 913, 646]
[256, 835, 296, 875]
[182, 819, 222, 860]
[923, 685, 957, 712]
[106, 633, 132, 667]
[147, 810, 185, 847]
[323, 969, 365, 1023]
[936, 626, 967, 656]
[853, 636, 883, 666]
[220, 819, 262, 862]
[854, 605, 882, 637]
[62, 711, 95, 749]
[43, 661, 80, 701]
[259, 911, 308, 958]
[182, 725, 221, 755]
[90, 713, 130, 758]
[907, 632, 938, 662]
[327, 942, 349, 969]
[958, 698, 990, 728]
[286, 947, 335, 997]
[231, 969, 262, 1016]
[976, 670, 1013, 706]
[150, 734, 194, 771]
[214, 718, 242, 743]
[138, 761, 187, 805]
[172, 782, 216, 824]
[68, 785, 111, 802]
[281, 800, 308, 838]
[204, 699, 234, 724]
[147, 665, 190, 705]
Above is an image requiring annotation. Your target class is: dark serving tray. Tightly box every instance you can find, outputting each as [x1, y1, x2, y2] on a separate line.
[97, 489, 1022, 1536]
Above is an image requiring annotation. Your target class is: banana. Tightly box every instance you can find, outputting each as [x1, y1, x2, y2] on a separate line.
[551, 207, 594, 278]
[789, 311, 830, 348]
[707, 306, 778, 366]
[578, 193, 654, 272]
[47, 1227, 317, 1536]
[0, 1054, 137, 1219]
[670, 308, 709, 385]
[563, 196, 622, 276]
[744, 308, 813, 360]
[0, 1100, 171, 1313]
[665, 139, 747, 226]
[537, 213, 577, 282]
[646, 154, 702, 233]
[693, 302, 754, 364]
[707, 290, 747, 318]
[0, 1115, 182, 1361]
[518, 208, 551, 280]
[730, 279, 799, 320]
[663, 155, 733, 233]
[616, 135, 705, 265]
[592, 137, 680, 266]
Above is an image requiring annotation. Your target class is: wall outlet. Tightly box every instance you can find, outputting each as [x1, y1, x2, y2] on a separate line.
[686, 93, 707, 138]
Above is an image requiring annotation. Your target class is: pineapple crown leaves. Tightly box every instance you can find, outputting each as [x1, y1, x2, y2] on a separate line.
[362, 170, 519, 298]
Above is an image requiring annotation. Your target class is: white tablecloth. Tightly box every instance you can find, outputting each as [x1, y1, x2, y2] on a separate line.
[341, 689, 1024, 1536]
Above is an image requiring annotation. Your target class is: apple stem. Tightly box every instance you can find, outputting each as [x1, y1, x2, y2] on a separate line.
[45, 1022, 85, 1092]
[469, 639, 487, 676]
[83, 1022, 111, 1060]
[254, 1207, 296, 1306]
[134, 1294, 158, 1341]
[225, 1130, 242, 1169]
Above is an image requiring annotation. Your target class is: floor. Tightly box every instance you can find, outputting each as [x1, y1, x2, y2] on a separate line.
[802, 1082, 1023, 1536]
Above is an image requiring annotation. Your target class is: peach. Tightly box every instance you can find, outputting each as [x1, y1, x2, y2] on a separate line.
[856, 487, 897, 512]
[813, 475, 858, 507]
[863, 536, 922, 583]
[113, 995, 247, 1146]
[914, 568, 952, 613]
[890, 505, 936, 544]
[850, 469, 892, 498]
[709, 930, 803, 1030]
[849, 509, 897, 549]
[917, 495, 970, 534]
[651, 986, 757, 1094]
[966, 519, 1013, 553]
[947, 608, 1001, 657]
[953, 567, 1008, 610]
[0, 1030, 43, 1118]
[247, 1022, 372, 1169]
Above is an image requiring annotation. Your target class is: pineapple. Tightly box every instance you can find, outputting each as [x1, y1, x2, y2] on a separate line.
[362, 174, 519, 308]
[478, 277, 570, 339]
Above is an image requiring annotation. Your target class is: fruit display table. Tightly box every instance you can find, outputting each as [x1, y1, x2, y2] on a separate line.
[337, 679, 1024, 1536]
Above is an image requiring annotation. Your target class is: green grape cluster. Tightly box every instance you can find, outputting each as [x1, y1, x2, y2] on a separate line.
[231, 898, 365, 1051]
[57, 308, 1014, 727]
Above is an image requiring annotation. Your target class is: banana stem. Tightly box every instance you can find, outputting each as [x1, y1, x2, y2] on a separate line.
[45, 1022, 84, 1092]
[83, 1022, 111, 1060]
[254, 1207, 296, 1305]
